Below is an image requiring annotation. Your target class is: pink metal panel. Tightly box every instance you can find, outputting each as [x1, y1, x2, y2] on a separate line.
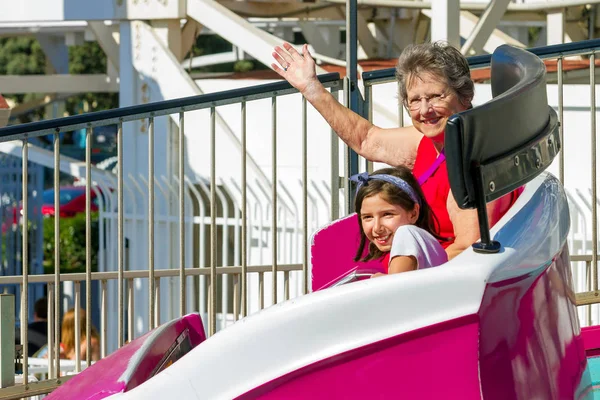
[581, 326, 600, 357]
[311, 214, 385, 291]
[478, 248, 591, 399]
[47, 313, 206, 400]
[237, 315, 482, 399]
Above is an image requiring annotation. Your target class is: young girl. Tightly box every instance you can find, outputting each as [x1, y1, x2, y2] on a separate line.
[352, 166, 448, 276]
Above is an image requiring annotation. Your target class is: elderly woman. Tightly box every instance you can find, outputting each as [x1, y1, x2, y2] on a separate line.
[272, 42, 520, 260]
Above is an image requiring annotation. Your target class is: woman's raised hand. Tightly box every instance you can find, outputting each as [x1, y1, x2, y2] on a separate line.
[272, 43, 319, 95]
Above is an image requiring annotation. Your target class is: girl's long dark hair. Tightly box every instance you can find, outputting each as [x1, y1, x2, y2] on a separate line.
[353, 166, 447, 262]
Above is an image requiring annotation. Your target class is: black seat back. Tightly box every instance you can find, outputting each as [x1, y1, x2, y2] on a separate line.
[444, 45, 560, 252]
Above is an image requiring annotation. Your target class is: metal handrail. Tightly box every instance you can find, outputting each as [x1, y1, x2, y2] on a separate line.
[0, 265, 303, 285]
[362, 38, 600, 85]
[0, 73, 341, 142]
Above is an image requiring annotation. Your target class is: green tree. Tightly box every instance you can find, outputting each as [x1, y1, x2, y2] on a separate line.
[0, 37, 47, 121]
[0, 38, 118, 122]
[67, 41, 118, 114]
[43, 213, 99, 274]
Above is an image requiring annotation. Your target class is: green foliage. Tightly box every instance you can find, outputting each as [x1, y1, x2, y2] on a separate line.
[0, 37, 46, 75]
[187, 34, 268, 73]
[0, 37, 47, 118]
[0, 38, 118, 122]
[67, 42, 118, 114]
[527, 27, 543, 47]
[190, 34, 232, 58]
[233, 60, 255, 73]
[43, 213, 99, 274]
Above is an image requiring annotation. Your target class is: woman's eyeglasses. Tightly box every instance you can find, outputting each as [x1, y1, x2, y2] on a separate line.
[406, 92, 451, 111]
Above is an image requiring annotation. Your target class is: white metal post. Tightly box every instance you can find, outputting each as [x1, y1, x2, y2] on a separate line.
[431, 0, 460, 48]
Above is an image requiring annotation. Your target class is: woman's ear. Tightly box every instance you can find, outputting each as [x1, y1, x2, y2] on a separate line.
[410, 204, 420, 224]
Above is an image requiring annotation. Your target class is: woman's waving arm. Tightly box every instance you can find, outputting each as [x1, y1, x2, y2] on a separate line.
[272, 43, 422, 168]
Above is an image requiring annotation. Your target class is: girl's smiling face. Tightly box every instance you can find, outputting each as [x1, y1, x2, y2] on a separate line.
[360, 193, 419, 252]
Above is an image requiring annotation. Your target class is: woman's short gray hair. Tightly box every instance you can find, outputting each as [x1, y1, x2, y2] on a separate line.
[395, 41, 474, 109]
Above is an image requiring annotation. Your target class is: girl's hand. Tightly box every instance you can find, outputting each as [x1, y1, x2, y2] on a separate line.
[272, 43, 320, 97]
[370, 273, 386, 279]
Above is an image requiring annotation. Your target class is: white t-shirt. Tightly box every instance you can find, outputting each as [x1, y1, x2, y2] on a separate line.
[389, 225, 448, 269]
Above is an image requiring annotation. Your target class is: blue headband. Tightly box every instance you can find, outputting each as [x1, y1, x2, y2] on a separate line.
[349, 172, 421, 206]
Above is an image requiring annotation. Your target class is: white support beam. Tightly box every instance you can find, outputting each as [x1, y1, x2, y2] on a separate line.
[272, 26, 295, 43]
[35, 34, 69, 74]
[152, 20, 184, 65]
[461, 0, 512, 55]
[374, 9, 421, 56]
[318, 0, 600, 12]
[459, 11, 526, 53]
[547, 11, 565, 45]
[187, 0, 325, 73]
[216, 1, 342, 19]
[299, 22, 342, 59]
[430, 0, 460, 47]
[88, 21, 120, 73]
[182, 51, 238, 69]
[356, 12, 379, 59]
[2, 0, 185, 22]
[0, 75, 119, 94]
[180, 20, 203, 62]
[422, 9, 525, 54]
[121, 20, 272, 193]
[565, 21, 588, 43]
[0, 21, 87, 36]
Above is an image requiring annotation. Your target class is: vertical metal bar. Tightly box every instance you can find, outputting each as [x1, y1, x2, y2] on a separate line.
[148, 116, 155, 331]
[118, 121, 124, 348]
[241, 101, 248, 317]
[46, 283, 54, 378]
[154, 278, 161, 327]
[258, 272, 264, 310]
[0, 294, 15, 388]
[179, 112, 186, 316]
[210, 107, 217, 335]
[302, 97, 309, 294]
[330, 89, 341, 219]
[398, 81, 405, 127]
[85, 126, 92, 367]
[233, 275, 239, 321]
[345, 0, 360, 184]
[591, 53, 598, 291]
[284, 271, 290, 301]
[558, 57, 564, 185]
[271, 97, 278, 305]
[588, 261, 593, 325]
[127, 278, 134, 342]
[53, 132, 60, 375]
[21, 138, 29, 384]
[100, 280, 107, 359]
[365, 84, 374, 173]
[74, 283, 81, 373]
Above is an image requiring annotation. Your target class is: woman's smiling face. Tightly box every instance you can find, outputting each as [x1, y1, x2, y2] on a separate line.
[406, 71, 468, 146]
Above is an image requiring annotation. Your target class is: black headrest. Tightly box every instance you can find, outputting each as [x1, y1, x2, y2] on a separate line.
[445, 45, 560, 210]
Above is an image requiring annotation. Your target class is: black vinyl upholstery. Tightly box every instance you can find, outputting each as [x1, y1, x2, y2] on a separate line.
[445, 45, 560, 210]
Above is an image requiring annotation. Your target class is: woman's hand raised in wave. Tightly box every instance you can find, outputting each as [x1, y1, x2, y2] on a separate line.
[272, 43, 321, 100]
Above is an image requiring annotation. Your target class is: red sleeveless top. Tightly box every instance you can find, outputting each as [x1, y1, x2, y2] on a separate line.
[412, 137, 522, 249]
[412, 137, 455, 248]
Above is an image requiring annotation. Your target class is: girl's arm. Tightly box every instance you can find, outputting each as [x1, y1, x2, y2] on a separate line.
[272, 43, 422, 168]
[371, 255, 418, 278]
[388, 255, 418, 274]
